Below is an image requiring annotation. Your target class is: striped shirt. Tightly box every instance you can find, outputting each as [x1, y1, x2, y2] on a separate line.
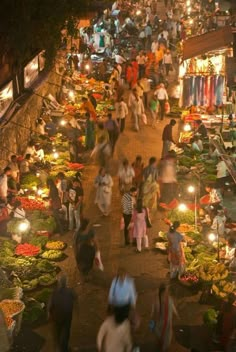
[121, 193, 133, 215]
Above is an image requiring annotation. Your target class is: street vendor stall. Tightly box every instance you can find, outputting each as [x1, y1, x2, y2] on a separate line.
[179, 26, 234, 144]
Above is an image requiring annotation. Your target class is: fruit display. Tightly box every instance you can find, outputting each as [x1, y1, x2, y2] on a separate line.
[0, 300, 25, 317]
[21, 279, 38, 291]
[212, 281, 236, 299]
[41, 250, 63, 260]
[179, 273, 199, 286]
[38, 273, 57, 286]
[15, 243, 41, 257]
[45, 241, 65, 250]
[16, 197, 46, 210]
[36, 259, 57, 273]
[198, 263, 228, 282]
[168, 209, 195, 225]
[4, 315, 15, 329]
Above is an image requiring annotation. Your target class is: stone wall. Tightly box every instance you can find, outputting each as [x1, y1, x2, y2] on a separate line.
[0, 70, 62, 170]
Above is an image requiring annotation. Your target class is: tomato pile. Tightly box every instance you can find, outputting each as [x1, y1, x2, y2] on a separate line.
[67, 162, 84, 170]
[180, 273, 199, 284]
[16, 197, 46, 210]
[15, 243, 41, 256]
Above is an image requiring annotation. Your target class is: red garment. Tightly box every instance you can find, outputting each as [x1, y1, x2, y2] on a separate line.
[131, 61, 138, 88]
[126, 66, 133, 84]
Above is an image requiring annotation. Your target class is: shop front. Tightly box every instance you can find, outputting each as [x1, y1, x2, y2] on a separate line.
[179, 26, 235, 144]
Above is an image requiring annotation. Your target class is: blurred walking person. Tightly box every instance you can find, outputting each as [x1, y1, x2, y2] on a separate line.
[94, 167, 113, 216]
[161, 119, 176, 158]
[150, 283, 178, 351]
[132, 198, 149, 253]
[115, 97, 128, 133]
[97, 309, 132, 352]
[121, 187, 137, 245]
[167, 221, 186, 279]
[154, 83, 168, 120]
[48, 276, 77, 352]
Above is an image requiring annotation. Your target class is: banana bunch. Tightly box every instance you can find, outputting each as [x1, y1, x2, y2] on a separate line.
[198, 263, 229, 282]
[212, 281, 236, 299]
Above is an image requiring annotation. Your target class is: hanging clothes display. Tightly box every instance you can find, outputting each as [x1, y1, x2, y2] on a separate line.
[182, 75, 225, 107]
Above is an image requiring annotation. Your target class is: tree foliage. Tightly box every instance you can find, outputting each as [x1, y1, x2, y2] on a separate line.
[0, 0, 89, 69]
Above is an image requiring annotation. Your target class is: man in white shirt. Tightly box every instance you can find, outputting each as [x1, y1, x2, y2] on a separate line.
[136, 52, 147, 79]
[154, 83, 168, 120]
[128, 89, 144, 131]
[114, 53, 126, 65]
[216, 158, 228, 188]
[151, 39, 159, 53]
[0, 167, 11, 202]
[115, 98, 128, 133]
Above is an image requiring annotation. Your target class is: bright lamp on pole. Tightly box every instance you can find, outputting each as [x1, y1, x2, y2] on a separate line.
[178, 203, 187, 212]
[18, 221, 30, 233]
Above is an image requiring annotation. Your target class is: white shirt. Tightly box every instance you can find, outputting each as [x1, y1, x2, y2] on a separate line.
[151, 41, 159, 53]
[115, 54, 126, 64]
[97, 316, 132, 352]
[163, 53, 172, 64]
[129, 95, 144, 115]
[154, 87, 168, 100]
[118, 165, 135, 184]
[216, 160, 228, 178]
[136, 55, 147, 65]
[115, 101, 128, 119]
[0, 174, 8, 198]
[14, 207, 26, 219]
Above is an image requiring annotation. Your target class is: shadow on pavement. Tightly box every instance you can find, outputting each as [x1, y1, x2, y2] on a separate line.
[175, 324, 220, 352]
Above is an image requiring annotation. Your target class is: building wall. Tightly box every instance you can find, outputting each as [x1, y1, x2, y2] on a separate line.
[0, 70, 62, 170]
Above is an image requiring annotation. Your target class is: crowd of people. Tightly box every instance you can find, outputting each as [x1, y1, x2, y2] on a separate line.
[0, 0, 235, 351]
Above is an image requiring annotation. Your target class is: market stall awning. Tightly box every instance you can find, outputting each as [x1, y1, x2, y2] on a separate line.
[183, 26, 233, 60]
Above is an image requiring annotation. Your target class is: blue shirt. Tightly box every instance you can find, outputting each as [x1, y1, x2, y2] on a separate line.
[108, 276, 137, 307]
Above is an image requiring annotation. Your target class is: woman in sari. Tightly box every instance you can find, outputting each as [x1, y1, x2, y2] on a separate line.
[151, 284, 178, 351]
[167, 221, 186, 279]
[142, 157, 159, 210]
[75, 218, 98, 279]
[94, 167, 113, 216]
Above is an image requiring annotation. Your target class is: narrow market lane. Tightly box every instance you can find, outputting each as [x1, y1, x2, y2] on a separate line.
[35, 110, 205, 352]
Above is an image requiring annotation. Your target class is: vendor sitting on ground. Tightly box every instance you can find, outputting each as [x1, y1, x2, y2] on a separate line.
[211, 208, 227, 238]
[220, 237, 236, 266]
[195, 119, 208, 139]
[191, 135, 203, 153]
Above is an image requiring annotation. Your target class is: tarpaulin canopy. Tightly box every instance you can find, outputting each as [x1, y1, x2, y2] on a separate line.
[183, 26, 233, 60]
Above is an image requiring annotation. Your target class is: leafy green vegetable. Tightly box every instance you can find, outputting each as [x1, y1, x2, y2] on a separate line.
[21, 173, 40, 189]
[203, 309, 218, 326]
[168, 209, 195, 224]
[33, 288, 53, 303]
[23, 299, 45, 323]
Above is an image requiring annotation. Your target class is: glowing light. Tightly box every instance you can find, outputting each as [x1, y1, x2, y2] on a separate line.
[53, 152, 59, 159]
[189, 18, 193, 24]
[188, 185, 195, 193]
[85, 64, 90, 71]
[136, 10, 141, 15]
[18, 221, 30, 232]
[37, 189, 43, 196]
[184, 123, 191, 132]
[178, 203, 187, 212]
[36, 172, 40, 177]
[186, 0, 191, 6]
[68, 90, 74, 99]
[60, 120, 66, 126]
[208, 233, 216, 242]
[32, 186, 37, 191]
